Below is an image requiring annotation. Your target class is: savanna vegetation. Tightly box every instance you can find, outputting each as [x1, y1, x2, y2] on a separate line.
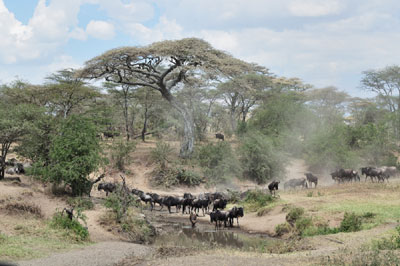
[2, 37, 400, 265]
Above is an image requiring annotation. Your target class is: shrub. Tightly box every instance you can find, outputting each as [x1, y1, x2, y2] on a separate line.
[50, 210, 89, 242]
[4, 202, 43, 218]
[295, 217, 313, 234]
[66, 197, 94, 210]
[110, 138, 136, 172]
[151, 166, 204, 188]
[339, 212, 362, 233]
[244, 190, 274, 211]
[275, 223, 291, 236]
[196, 142, 240, 184]
[39, 115, 104, 196]
[150, 141, 173, 169]
[372, 226, 400, 250]
[286, 207, 305, 226]
[239, 132, 285, 184]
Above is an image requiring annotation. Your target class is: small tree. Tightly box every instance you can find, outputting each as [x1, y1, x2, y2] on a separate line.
[0, 103, 39, 180]
[44, 115, 104, 196]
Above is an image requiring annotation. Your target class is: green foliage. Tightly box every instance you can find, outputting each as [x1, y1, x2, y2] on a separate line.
[110, 138, 136, 172]
[50, 211, 89, 242]
[196, 142, 240, 183]
[275, 223, 291, 236]
[150, 141, 173, 169]
[152, 166, 204, 187]
[239, 132, 285, 184]
[244, 190, 274, 211]
[40, 115, 104, 196]
[104, 184, 137, 222]
[295, 217, 313, 233]
[373, 226, 400, 250]
[339, 212, 362, 232]
[305, 123, 360, 171]
[286, 207, 305, 226]
[66, 197, 94, 210]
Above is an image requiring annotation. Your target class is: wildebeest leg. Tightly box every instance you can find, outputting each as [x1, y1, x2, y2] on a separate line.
[168, 205, 171, 214]
[237, 217, 240, 227]
[202, 207, 205, 217]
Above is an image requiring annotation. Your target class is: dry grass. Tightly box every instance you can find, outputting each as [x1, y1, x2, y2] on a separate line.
[1, 200, 43, 218]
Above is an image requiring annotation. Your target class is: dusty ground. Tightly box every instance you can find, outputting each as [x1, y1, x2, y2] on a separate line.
[1, 141, 400, 265]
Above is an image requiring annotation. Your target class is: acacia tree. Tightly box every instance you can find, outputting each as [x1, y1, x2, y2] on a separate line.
[45, 69, 100, 118]
[79, 38, 259, 158]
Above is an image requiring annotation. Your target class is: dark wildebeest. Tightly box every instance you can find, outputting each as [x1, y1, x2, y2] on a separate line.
[283, 178, 308, 189]
[182, 193, 195, 214]
[210, 210, 229, 229]
[227, 206, 244, 227]
[305, 173, 318, 188]
[191, 198, 211, 216]
[215, 133, 224, 141]
[212, 198, 227, 211]
[268, 181, 280, 196]
[361, 167, 383, 182]
[97, 183, 116, 196]
[149, 193, 164, 210]
[162, 196, 182, 213]
[331, 169, 360, 183]
[132, 189, 154, 211]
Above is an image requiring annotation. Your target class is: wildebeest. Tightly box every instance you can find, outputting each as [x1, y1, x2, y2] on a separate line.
[98, 183, 116, 196]
[283, 178, 308, 189]
[381, 166, 397, 181]
[227, 206, 244, 227]
[132, 189, 154, 211]
[361, 167, 384, 182]
[331, 169, 360, 183]
[305, 173, 318, 188]
[212, 198, 227, 211]
[215, 133, 224, 141]
[209, 210, 229, 229]
[161, 196, 181, 213]
[192, 198, 211, 216]
[149, 193, 164, 210]
[268, 181, 280, 196]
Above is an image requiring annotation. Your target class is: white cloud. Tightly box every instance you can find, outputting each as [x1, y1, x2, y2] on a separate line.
[124, 16, 183, 43]
[86, 20, 115, 40]
[288, 0, 344, 17]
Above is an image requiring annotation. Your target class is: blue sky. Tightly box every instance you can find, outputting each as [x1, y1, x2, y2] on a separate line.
[1, 0, 400, 97]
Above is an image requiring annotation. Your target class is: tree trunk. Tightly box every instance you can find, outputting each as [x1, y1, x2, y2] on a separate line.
[142, 106, 148, 142]
[170, 98, 195, 158]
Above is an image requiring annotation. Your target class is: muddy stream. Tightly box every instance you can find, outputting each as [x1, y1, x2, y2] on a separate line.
[145, 210, 280, 252]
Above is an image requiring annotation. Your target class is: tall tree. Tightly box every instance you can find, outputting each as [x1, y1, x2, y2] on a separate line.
[45, 69, 100, 118]
[79, 38, 260, 158]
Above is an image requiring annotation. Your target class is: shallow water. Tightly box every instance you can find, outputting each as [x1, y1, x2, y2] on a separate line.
[154, 226, 278, 251]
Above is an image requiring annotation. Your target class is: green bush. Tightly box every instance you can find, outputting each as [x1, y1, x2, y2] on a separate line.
[151, 166, 204, 187]
[110, 138, 136, 172]
[286, 207, 305, 226]
[38, 115, 104, 196]
[150, 141, 173, 169]
[372, 226, 400, 250]
[339, 212, 362, 232]
[66, 197, 94, 210]
[275, 223, 291, 236]
[239, 132, 285, 184]
[196, 142, 240, 184]
[244, 190, 274, 211]
[295, 217, 313, 233]
[104, 186, 138, 222]
[50, 211, 89, 242]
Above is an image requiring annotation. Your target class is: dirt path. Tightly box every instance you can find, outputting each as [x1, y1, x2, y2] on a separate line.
[17, 241, 152, 266]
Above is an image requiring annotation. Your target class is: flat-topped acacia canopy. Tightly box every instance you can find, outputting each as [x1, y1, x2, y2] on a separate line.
[79, 38, 265, 158]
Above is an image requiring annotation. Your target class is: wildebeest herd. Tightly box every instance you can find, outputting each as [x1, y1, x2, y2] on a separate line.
[98, 184, 244, 229]
[275, 165, 398, 193]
